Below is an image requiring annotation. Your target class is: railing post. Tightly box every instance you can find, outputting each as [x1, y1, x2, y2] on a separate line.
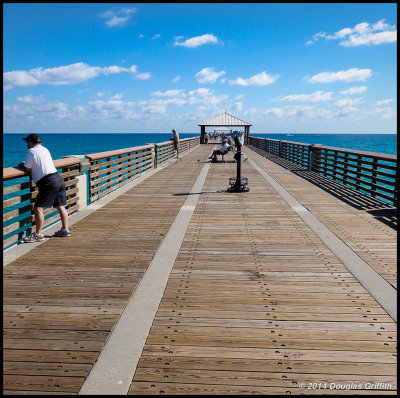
[371, 158, 378, 198]
[309, 144, 321, 172]
[333, 150, 338, 182]
[28, 177, 35, 236]
[356, 155, 362, 191]
[153, 145, 158, 169]
[78, 157, 90, 208]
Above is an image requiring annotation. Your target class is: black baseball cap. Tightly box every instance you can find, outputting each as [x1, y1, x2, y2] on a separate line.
[23, 133, 42, 143]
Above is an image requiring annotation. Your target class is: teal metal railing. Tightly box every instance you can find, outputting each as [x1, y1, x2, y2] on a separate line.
[248, 136, 397, 207]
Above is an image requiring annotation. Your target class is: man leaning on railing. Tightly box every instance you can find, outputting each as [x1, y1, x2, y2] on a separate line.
[18, 133, 70, 242]
[171, 129, 180, 160]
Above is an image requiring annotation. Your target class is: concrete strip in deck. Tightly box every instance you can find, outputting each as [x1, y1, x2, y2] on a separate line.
[79, 160, 210, 395]
[245, 151, 397, 322]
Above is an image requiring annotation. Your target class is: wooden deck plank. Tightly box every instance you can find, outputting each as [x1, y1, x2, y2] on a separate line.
[145, 334, 396, 352]
[128, 382, 396, 395]
[136, 356, 397, 376]
[132, 367, 397, 388]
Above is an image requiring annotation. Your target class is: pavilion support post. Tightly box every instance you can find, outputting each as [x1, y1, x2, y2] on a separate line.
[200, 126, 205, 144]
[244, 126, 250, 144]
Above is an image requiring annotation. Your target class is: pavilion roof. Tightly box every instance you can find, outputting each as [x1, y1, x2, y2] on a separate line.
[198, 111, 252, 127]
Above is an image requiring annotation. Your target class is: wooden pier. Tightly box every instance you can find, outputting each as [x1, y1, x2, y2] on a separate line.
[3, 143, 397, 395]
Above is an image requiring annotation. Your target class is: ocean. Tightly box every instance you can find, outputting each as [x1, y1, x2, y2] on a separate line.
[2, 133, 397, 168]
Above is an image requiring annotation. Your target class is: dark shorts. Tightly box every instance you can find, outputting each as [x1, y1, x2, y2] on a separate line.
[216, 150, 227, 155]
[170, 138, 178, 149]
[35, 173, 67, 208]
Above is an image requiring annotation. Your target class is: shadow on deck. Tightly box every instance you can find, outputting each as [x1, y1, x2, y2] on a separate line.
[248, 145, 397, 230]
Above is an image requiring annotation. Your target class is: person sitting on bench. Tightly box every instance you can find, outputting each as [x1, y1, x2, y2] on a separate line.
[209, 139, 231, 162]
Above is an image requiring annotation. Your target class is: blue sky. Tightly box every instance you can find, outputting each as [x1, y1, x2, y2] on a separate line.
[3, 3, 397, 134]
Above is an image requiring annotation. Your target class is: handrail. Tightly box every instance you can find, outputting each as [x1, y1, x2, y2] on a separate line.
[251, 136, 397, 161]
[310, 144, 397, 162]
[248, 136, 397, 207]
[85, 144, 155, 161]
[3, 157, 82, 180]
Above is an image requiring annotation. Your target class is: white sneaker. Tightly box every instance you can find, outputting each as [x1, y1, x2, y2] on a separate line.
[23, 232, 44, 243]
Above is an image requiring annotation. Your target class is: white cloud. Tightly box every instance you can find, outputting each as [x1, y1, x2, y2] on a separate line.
[100, 7, 137, 27]
[374, 107, 396, 119]
[135, 72, 151, 80]
[142, 104, 166, 114]
[335, 98, 363, 107]
[172, 75, 181, 83]
[229, 71, 279, 86]
[4, 62, 138, 90]
[151, 98, 187, 106]
[188, 88, 214, 97]
[262, 107, 285, 118]
[128, 65, 137, 74]
[174, 34, 219, 48]
[109, 93, 124, 100]
[364, 106, 396, 120]
[83, 99, 140, 121]
[343, 30, 397, 47]
[195, 67, 226, 84]
[306, 68, 372, 83]
[138, 34, 144, 38]
[334, 106, 358, 118]
[186, 88, 228, 108]
[151, 89, 186, 97]
[229, 102, 243, 113]
[376, 99, 394, 106]
[148, 87, 228, 110]
[307, 19, 396, 47]
[245, 104, 337, 120]
[5, 96, 70, 120]
[3, 71, 38, 90]
[279, 91, 333, 102]
[152, 34, 161, 40]
[340, 86, 367, 95]
[17, 94, 46, 104]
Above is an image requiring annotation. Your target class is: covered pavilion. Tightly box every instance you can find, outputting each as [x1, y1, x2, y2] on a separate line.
[198, 111, 252, 144]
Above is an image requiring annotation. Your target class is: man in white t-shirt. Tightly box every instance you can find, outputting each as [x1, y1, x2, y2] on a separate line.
[209, 139, 231, 162]
[18, 133, 70, 243]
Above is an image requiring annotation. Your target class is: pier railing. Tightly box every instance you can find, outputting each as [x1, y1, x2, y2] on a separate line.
[248, 136, 397, 207]
[86, 144, 155, 203]
[3, 158, 81, 249]
[154, 136, 200, 167]
[3, 136, 200, 249]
